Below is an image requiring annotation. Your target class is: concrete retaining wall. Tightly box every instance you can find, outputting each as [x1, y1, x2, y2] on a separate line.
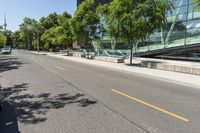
[72, 52, 86, 58]
[141, 61, 200, 75]
[95, 56, 124, 63]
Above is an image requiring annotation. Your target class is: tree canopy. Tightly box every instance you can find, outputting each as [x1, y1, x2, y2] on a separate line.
[98, 0, 173, 64]
[13, 11, 73, 51]
[0, 31, 7, 46]
[41, 12, 73, 51]
[193, 0, 200, 11]
[70, 0, 100, 45]
[12, 0, 173, 61]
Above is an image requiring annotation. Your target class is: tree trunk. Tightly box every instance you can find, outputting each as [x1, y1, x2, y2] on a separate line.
[130, 44, 133, 65]
[111, 38, 116, 50]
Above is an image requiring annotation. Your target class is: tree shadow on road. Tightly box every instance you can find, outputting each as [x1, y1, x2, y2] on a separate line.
[0, 56, 29, 73]
[0, 101, 20, 133]
[1, 83, 97, 125]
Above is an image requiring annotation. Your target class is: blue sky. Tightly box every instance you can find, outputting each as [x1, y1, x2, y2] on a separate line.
[0, 0, 77, 31]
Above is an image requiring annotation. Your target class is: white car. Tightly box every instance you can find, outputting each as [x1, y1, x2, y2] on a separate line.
[2, 46, 12, 54]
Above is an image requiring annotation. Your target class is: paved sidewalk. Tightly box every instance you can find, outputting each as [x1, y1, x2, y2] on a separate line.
[30, 51, 200, 88]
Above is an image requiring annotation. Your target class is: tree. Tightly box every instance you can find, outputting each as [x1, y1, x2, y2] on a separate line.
[41, 12, 73, 51]
[97, 3, 121, 50]
[38, 13, 60, 49]
[19, 17, 38, 49]
[41, 25, 73, 50]
[5, 30, 13, 46]
[0, 32, 7, 46]
[100, 0, 173, 64]
[39, 12, 60, 31]
[12, 31, 23, 48]
[38, 12, 73, 51]
[0, 27, 13, 47]
[58, 12, 72, 26]
[57, 12, 74, 48]
[193, 0, 200, 11]
[41, 28, 54, 50]
[71, 0, 100, 49]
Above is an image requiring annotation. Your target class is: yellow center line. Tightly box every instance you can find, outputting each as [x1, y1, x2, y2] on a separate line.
[111, 89, 189, 122]
[56, 66, 66, 71]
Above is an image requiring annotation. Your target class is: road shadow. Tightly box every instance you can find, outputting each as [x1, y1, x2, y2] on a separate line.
[0, 101, 20, 133]
[0, 55, 28, 73]
[35, 53, 47, 55]
[1, 83, 97, 124]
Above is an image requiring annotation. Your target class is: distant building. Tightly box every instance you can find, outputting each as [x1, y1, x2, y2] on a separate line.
[77, 0, 85, 6]
[77, 0, 111, 6]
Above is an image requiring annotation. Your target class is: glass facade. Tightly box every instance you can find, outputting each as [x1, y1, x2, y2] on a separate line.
[136, 0, 200, 60]
[77, 0, 200, 60]
[77, 0, 85, 6]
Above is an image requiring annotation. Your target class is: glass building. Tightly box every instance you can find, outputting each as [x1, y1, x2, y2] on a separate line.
[77, 0, 84, 6]
[135, 0, 200, 60]
[77, 0, 200, 60]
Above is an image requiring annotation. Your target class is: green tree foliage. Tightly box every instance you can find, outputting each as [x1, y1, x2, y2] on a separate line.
[0, 27, 6, 46]
[5, 30, 13, 45]
[0, 32, 7, 46]
[19, 17, 38, 49]
[38, 13, 60, 49]
[99, 0, 173, 64]
[14, 11, 73, 51]
[58, 12, 72, 25]
[39, 12, 60, 30]
[193, 0, 200, 10]
[12, 31, 23, 48]
[41, 12, 73, 51]
[70, 0, 100, 46]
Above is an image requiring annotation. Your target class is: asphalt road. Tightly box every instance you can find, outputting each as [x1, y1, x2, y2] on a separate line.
[0, 50, 200, 133]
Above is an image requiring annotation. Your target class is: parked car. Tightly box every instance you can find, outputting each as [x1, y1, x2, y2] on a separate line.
[2, 46, 12, 54]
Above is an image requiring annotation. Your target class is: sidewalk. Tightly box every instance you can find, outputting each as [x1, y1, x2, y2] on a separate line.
[30, 51, 200, 88]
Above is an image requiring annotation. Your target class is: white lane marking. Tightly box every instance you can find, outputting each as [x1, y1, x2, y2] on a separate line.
[6, 122, 14, 125]
[56, 66, 66, 71]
